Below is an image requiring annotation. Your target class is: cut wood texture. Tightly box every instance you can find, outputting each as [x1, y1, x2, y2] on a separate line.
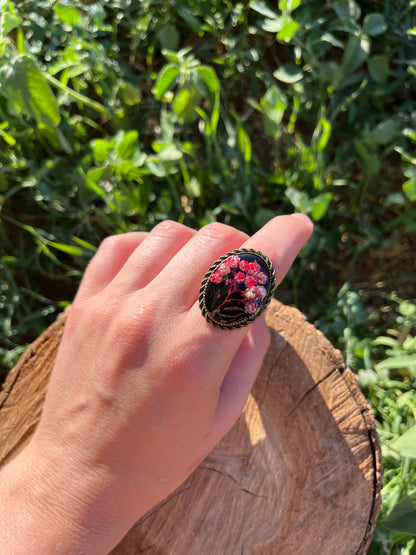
[0, 299, 382, 554]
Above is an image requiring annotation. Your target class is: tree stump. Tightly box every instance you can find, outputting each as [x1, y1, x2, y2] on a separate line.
[0, 300, 382, 554]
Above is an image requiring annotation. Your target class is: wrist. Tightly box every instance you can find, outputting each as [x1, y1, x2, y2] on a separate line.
[0, 443, 126, 554]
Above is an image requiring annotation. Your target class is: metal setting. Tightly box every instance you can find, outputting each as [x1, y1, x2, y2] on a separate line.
[199, 248, 276, 330]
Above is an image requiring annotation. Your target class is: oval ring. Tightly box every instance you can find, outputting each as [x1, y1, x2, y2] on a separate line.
[198, 248, 276, 330]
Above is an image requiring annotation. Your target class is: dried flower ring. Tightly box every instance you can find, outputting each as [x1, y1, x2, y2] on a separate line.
[199, 248, 276, 329]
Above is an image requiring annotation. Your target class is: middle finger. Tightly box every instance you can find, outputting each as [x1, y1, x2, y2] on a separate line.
[110, 220, 197, 293]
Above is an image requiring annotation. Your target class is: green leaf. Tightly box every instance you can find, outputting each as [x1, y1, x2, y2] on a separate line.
[250, 1, 278, 19]
[54, 4, 81, 27]
[403, 177, 416, 201]
[328, 19, 360, 34]
[372, 119, 397, 146]
[0, 11, 22, 36]
[210, 96, 220, 135]
[237, 126, 252, 162]
[48, 241, 83, 256]
[152, 140, 171, 153]
[398, 300, 416, 318]
[383, 495, 416, 534]
[367, 55, 389, 83]
[260, 17, 284, 33]
[277, 20, 299, 42]
[0, 55, 60, 127]
[353, 138, 370, 160]
[116, 160, 143, 181]
[363, 154, 381, 178]
[320, 32, 343, 48]
[273, 64, 303, 83]
[344, 35, 370, 72]
[117, 131, 139, 160]
[91, 139, 114, 162]
[372, 336, 401, 348]
[120, 82, 142, 106]
[86, 166, 107, 186]
[146, 161, 166, 178]
[311, 193, 333, 220]
[173, 88, 192, 117]
[334, 35, 370, 88]
[196, 65, 219, 94]
[158, 146, 183, 165]
[184, 177, 201, 198]
[285, 187, 310, 212]
[316, 117, 332, 152]
[72, 237, 97, 252]
[154, 64, 180, 100]
[279, 0, 301, 12]
[391, 424, 416, 458]
[260, 85, 288, 136]
[0, 125, 16, 146]
[161, 50, 179, 63]
[377, 354, 416, 371]
[177, 7, 203, 34]
[156, 25, 180, 51]
[333, 0, 361, 21]
[363, 13, 388, 36]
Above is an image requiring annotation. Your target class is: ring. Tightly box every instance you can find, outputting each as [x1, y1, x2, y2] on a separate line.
[198, 248, 276, 329]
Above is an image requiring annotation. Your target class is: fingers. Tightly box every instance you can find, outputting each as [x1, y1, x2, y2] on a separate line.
[109, 221, 197, 294]
[241, 213, 313, 287]
[75, 232, 148, 303]
[212, 316, 270, 439]
[198, 215, 312, 441]
[149, 213, 311, 408]
[137, 222, 249, 309]
[77, 215, 312, 393]
[185, 213, 313, 348]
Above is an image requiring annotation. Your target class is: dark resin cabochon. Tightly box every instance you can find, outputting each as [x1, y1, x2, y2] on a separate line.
[199, 250, 276, 329]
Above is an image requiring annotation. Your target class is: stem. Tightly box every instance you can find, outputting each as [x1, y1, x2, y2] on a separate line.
[45, 74, 109, 116]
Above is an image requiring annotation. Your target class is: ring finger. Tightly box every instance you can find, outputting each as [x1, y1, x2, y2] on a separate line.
[184, 214, 313, 368]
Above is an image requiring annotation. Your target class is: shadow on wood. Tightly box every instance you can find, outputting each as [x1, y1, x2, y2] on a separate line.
[0, 299, 382, 554]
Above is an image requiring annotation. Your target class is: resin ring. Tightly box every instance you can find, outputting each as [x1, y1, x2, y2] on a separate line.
[198, 248, 276, 329]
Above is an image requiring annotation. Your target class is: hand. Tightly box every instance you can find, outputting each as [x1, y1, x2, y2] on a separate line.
[0, 215, 313, 553]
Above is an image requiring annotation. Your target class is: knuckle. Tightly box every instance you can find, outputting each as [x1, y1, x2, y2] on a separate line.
[64, 299, 111, 343]
[113, 296, 157, 345]
[198, 222, 246, 245]
[150, 220, 189, 239]
[98, 234, 122, 254]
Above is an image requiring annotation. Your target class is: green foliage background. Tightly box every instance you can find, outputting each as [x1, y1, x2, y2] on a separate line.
[0, 0, 415, 552]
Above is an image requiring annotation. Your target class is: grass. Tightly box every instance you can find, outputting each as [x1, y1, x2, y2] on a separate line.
[0, 0, 415, 552]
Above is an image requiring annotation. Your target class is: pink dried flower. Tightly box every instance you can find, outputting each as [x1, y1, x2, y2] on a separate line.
[244, 287, 257, 300]
[234, 271, 246, 284]
[218, 263, 231, 276]
[245, 275, 257, 288]
[255, 286, 267, 299]
[210, 272, 223, 284]
[248, 261, 260, 276]
[226, 255, 240, 268]
[256, 272, 268, 285]
[244, 300, 258, 314]
[239, 259, 249, 272]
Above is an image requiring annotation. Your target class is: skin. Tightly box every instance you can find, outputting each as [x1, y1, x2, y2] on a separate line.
[0, 214, 313, 554]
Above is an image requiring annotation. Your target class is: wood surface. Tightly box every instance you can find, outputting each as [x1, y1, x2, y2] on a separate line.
[0, 299, 382, 554]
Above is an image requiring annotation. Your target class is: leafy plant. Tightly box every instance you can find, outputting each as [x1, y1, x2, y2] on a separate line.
[0, 0, 415, 550]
